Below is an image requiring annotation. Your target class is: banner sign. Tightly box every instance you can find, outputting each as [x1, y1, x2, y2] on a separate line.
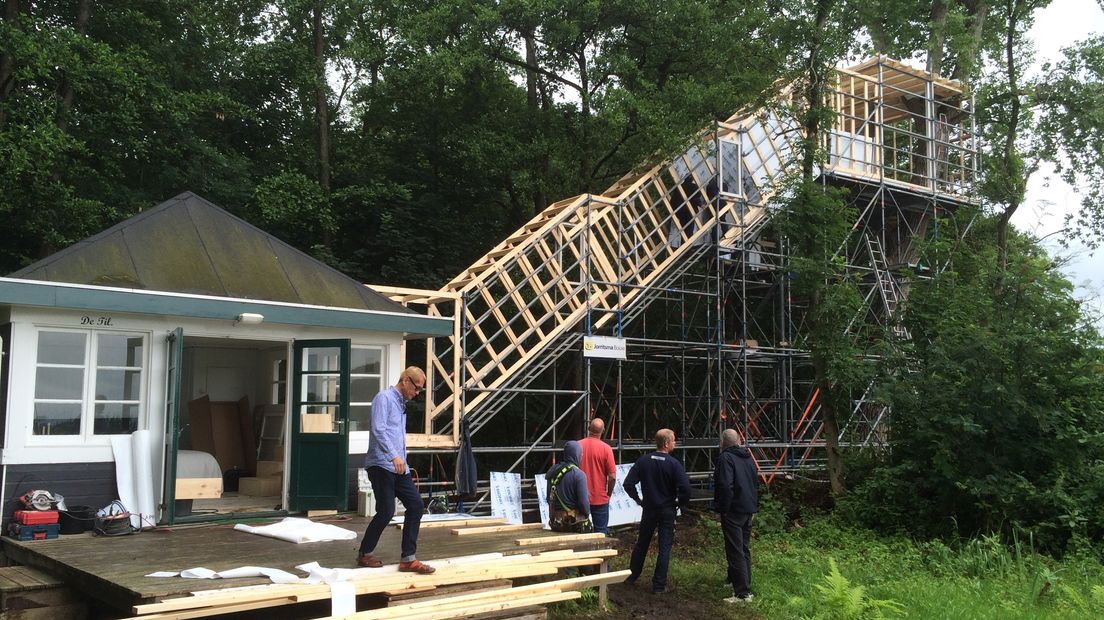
[582, 335, 627, 360]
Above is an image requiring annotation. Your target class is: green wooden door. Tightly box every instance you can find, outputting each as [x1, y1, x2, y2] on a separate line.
[161, 327, 184, 524]
[289, 340, 350, 512]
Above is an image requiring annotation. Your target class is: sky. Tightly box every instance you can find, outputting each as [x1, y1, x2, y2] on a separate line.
[1018, 0, 1104, 328]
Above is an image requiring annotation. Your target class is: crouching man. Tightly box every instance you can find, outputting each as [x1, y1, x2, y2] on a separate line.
[545, 440, 593, 533]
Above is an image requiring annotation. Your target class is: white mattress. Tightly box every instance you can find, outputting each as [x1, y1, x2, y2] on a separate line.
[178, 450, 222, 479]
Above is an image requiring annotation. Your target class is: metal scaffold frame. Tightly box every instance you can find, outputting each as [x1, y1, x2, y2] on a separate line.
[372, 56, 978, 508]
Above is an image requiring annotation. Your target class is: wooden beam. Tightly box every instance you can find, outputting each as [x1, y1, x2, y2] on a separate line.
[451, 523, 545, 536]
[397, 518, 506, 530]
[514, 533, 607, 546]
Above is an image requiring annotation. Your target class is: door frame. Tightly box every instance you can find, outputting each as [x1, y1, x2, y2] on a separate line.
[289, 339, 351, 512]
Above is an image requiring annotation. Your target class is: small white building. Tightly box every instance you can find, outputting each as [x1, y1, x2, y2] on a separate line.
[0, 192, 450, 524]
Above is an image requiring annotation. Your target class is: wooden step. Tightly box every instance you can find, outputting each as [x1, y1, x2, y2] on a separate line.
[0, 565, 87, 619]
[238, 476, 281, 497]
[255, 460, 283, 478]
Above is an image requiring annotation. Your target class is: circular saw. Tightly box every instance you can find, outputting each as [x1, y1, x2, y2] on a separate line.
[20, 490, 59, 511]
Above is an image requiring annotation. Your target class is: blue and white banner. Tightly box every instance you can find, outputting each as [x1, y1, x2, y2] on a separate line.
[534, 463, 642, 527]
[489, 471, 523, 525]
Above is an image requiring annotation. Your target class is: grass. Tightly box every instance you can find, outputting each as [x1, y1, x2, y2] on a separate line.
[550, 509, 1104, 619]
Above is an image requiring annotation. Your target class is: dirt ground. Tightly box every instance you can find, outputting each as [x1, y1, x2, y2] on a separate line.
[559, 512, 760, 620]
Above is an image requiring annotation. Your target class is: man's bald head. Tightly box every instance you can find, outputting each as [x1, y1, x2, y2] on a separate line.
[721, 428, 741, 449]
[588, 418, 606, 437]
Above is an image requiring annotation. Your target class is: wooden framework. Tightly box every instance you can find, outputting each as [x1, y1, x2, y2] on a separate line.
[377, 57, 976, 489]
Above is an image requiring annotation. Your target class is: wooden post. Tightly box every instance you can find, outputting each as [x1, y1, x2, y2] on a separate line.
[598, 558, 609, 608]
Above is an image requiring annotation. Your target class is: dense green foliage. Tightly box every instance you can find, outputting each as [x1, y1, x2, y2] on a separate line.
[841, 216, 1104, 552]
[553, 509, 1104, 619]
[0, 0, 782, 284]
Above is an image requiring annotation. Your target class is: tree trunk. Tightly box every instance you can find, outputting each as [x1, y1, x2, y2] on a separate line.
[928, 0, 948, 75]
[525, 32, 547, 217]
[0, 0, 21, 130]
[996, 0, 1022, 271]
[312, 1, 332, 249]
[56, 0, 90, 134]
[801, 0, 847, 497]
[577, 46, 591, 192]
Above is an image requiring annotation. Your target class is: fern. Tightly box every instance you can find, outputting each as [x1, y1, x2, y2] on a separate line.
[801, 558, 905, 620]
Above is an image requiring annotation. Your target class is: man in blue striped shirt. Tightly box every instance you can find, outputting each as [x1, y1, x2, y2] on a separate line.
[356, 366, 436, 574]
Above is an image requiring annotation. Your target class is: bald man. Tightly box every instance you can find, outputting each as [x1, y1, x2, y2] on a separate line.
[578, 418, 617, 534]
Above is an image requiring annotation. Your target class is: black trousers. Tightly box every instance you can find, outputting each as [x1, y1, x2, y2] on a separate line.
[359, 466, 424, 560]
[721, 512, 753, 597]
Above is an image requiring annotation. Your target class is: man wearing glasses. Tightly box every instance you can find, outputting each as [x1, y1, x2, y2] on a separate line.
[356, 367, 436, 574]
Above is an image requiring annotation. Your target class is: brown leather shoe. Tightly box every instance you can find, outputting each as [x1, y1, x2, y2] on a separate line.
[356, 553, 383, 568]
[398, 560, 436, 574]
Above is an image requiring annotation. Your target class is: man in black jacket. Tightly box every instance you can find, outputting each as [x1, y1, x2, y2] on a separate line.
[623, 428, 691, 594]
[714, 428, 759, 603]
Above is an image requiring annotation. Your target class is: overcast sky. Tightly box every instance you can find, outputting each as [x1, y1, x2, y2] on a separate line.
[1018, 0, 1104, 328]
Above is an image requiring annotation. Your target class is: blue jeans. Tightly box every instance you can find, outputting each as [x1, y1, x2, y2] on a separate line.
[722, 512, 753, 596]
[590, 503, 610, 534]
[629, 506, 676, 591]
[359, 467, 424, 561]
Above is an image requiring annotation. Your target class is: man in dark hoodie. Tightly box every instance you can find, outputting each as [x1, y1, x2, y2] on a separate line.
[714, 428, 759, 603]
[545, 440, 592, 532]
[623, 428, 691, 594]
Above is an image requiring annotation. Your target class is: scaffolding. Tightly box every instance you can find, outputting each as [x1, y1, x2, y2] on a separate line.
[374, 57, 978, 502]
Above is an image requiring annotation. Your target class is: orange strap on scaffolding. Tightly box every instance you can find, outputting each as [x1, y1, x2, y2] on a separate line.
[767, 387, 820, 484]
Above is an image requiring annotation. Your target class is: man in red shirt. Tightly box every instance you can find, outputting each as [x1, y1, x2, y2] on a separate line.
[578, 417, 618, 534]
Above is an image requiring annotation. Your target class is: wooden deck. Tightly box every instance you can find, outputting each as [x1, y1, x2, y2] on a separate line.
[0, 516, 611, 615]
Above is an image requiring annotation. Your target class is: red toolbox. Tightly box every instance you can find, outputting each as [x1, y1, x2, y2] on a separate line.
[7, 523, 60, 540]
[13, 510, 59, 525]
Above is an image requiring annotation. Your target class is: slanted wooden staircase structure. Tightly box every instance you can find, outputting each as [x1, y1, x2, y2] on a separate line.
[376, 56, 977, 482]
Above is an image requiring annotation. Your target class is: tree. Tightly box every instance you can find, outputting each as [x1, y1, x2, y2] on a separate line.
[844, 217, 1104, 551]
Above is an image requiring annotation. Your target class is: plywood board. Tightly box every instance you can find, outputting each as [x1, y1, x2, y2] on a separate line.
[210, 401, 246, 473]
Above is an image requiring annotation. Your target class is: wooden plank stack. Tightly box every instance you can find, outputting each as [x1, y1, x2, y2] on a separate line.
[128, 525, 623, 620]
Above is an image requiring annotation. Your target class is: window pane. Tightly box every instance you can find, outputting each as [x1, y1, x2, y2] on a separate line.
[33, 403, 81, 435]
[303, 375, 339, 402]
[38, 332, 86, 365]
[93, 403, 139, 435]
[35, 367, 84, 399]
[303, 347, 340, 371]
[350, 376, 381, 403]
[350, 405, 370, 432]
[95, 369, 142, 400]
[97, 334, 143, 366]
[351, 349, 381, 374]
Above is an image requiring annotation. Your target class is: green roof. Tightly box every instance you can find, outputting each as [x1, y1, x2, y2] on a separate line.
[11, 192, 406, 315]
[4, 193, 451, 336]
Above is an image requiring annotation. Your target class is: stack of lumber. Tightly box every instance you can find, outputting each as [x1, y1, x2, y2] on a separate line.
[129, 545, 622, 619]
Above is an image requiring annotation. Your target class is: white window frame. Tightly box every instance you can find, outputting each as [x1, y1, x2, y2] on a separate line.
[347, 344, 386, 454]
[272, 358, 288, 405]
[28, 327, 149, 447]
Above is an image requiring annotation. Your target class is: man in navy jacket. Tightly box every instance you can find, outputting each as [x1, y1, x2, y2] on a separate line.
[714, 428, 759, 602]
[624, 428, 691, 594]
